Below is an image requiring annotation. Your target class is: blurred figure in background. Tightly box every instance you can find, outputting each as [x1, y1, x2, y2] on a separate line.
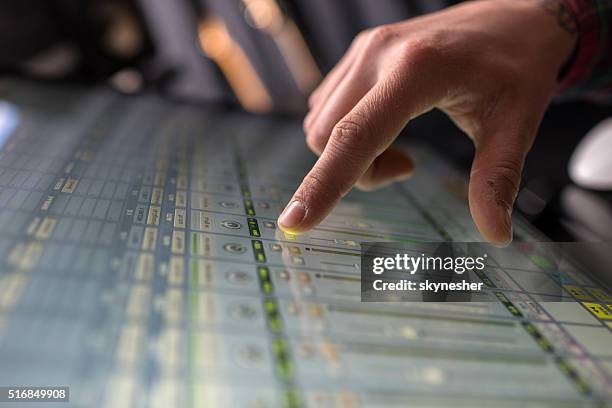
[0, 0, 453, 113]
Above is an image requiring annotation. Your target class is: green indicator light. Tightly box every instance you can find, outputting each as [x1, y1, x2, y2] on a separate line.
[252, 240, 266, 262]
[282, 389, 301, 408]
[276, 362, 289, 379]
[277, 361, 293, 379]
[247, 218, 261, 237]
[537, 338, 552, 351]
[524, 322, 536, 334]
[265, 300, 277, 312]
[269, 317, 282, 332]
[495, 292, 523, 317]
[273, 339, 286, 353]
[530, 255, 553, 269]
[263, 282, 272, 293]
[275, 360, 293, 380]
[474, 269, 495, 288]
[191, 259, 198, 286]
[191, 233, 198, 255]
[258, 266, 269, 279]
[244, 199, 256, 216]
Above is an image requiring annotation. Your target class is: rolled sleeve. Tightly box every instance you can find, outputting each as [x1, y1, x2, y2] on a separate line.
[559, 0, 612, 99]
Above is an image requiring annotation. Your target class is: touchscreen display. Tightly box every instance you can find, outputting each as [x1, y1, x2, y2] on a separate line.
[0, 82, 610, 407]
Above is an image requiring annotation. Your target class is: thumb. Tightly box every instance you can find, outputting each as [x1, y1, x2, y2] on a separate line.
[468, 125, 533, 246]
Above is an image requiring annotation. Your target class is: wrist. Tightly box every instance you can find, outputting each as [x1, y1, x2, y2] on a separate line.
[470, 0, 578, 72]
[533, 0, 580, 76]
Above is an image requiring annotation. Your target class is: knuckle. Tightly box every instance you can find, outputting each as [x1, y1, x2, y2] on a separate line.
[329, 115, 375, 158]
[367, 25, 396, 46]
[400, 38, 444, 64]
[354, 29, 371, 44]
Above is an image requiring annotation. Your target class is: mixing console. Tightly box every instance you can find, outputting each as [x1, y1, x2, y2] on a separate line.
[0, 81, 610, 407]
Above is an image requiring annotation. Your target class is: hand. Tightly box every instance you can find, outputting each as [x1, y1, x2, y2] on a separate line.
[277, 0, 577, 245]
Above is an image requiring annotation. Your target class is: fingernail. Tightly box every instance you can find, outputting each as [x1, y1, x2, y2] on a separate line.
[278, 200, 306, 231]
[393, 173, 413, 183]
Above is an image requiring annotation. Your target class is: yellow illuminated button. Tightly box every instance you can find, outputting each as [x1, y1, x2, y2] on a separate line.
[147, 206, 161, 225]
[174, 208, 186, 229]
[175, 190, 187, 208]
[0, 272, 27, 309]
[61, 177, 79, 193]
[151, 188, 164, 205]
[8, 242, 43, 270]
[35, 217, 57, 240]
[142, 227, 158, 251]
[288, 245, 301, 255]
[191, 211, 212, 231]
[171, 231, 185, 254]
[191, 192, 208, 210]
[563, 285, 593, 301]
[582, 302, 612, 320]
[168, 257, 185, 285]
[401, 326, 418, 340]
[26, 217, 41, 236]
[135, 253, 154, 282]
[587, 288, 612, 303]
[162, 288, 183, 324]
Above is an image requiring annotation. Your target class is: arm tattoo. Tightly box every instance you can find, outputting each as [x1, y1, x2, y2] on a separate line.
[537, 0, 579, 34]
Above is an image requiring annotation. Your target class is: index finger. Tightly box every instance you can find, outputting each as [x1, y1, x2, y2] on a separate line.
[278, 63, 446, 233]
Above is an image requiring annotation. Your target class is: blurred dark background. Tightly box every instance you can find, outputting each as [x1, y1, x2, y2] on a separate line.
[1, 0, 611, 241]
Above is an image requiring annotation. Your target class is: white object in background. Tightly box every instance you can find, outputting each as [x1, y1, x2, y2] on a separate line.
[561, 186, 612, 241]
[569, 117, 612, 190]
[0, 101, 20, 149]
